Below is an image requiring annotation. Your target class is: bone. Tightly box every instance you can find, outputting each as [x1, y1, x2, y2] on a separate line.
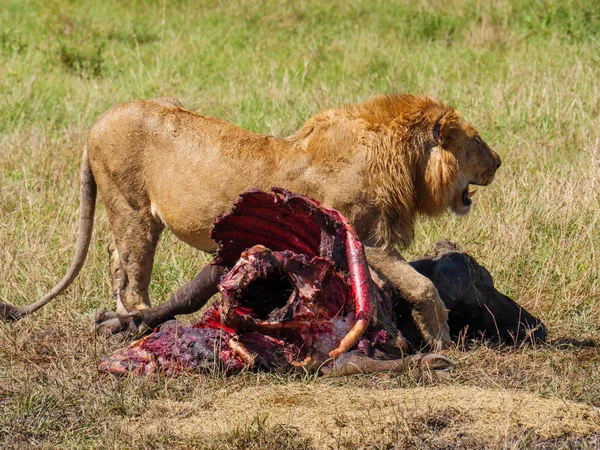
[322, 206, 374, 358]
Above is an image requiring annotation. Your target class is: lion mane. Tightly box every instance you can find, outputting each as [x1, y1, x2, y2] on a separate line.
[288, 94, 467, 248]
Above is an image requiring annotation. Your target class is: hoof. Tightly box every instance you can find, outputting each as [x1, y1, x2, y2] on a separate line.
[420, 353, 455, 379]
[92, 308, 119, 324]
[93, 309, 151, 337]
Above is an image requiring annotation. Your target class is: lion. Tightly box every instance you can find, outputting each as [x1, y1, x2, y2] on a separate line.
[0, 94, 501, 350]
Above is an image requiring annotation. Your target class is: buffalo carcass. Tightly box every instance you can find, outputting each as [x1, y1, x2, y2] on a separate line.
[98, 189, 545, 376]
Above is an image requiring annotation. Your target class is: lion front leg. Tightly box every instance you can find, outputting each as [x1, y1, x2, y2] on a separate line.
[365, 246, 451, 351]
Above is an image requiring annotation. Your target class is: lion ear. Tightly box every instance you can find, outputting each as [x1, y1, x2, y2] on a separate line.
[432, 121, 442, 142]
[433, 109, 461, 147]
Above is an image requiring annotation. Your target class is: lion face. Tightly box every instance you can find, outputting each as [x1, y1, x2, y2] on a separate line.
[419, 110, 501, 217]
[446, 121, 501, 215]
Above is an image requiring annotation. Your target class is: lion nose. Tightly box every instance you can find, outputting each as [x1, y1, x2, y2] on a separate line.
[492, 151, 501, 169]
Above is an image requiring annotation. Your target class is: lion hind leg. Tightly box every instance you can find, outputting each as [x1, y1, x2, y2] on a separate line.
[103, 200, 164, 314]
[108, 241, 128, 315]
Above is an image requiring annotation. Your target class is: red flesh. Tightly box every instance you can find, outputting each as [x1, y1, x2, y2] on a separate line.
[100, 189, 390, 376]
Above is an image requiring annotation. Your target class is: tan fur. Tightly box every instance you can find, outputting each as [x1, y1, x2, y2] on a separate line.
[2, 94, 500, 348]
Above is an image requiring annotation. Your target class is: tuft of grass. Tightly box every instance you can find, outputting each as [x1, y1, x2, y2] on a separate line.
[59, 42, 105, 78]
[0, 29, 27, 55]
[184, 415, 315, 450]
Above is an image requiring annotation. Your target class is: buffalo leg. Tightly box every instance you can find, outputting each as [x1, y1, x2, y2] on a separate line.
[321, 351, 454, 376]
[94, 264, 226, 336]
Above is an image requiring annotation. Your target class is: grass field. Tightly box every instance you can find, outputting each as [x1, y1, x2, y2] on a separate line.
[1, 0, 599, 448]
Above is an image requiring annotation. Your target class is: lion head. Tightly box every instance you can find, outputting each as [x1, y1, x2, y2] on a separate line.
[359, 95, 501, 247]
[417, 102, 501, 217]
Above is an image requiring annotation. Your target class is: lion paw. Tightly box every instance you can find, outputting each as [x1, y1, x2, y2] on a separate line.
[92, 308, 119, 324]
[430, 326, 452, 352]
[412, 308, 452, 351]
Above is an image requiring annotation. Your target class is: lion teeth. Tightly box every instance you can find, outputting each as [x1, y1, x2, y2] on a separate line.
[467, 189, 477, 198]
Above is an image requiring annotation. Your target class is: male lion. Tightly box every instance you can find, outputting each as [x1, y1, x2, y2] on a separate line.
[1, 94, 501, 350]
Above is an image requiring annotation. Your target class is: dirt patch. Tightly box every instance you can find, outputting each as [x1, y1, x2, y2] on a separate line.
[121, 384, 600, 448]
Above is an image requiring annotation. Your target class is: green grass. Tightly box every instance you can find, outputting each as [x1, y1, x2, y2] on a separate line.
[1, 0, 599, 448]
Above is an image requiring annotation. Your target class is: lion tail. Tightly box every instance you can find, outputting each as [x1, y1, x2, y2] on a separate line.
[0, 146, 97, 322]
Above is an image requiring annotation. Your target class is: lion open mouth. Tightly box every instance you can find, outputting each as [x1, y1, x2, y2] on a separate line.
[462, 185, 476, 208]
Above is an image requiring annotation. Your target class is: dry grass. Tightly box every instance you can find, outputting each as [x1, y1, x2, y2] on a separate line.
[1, 0, 599, 448]
[1, 323, 599, 448]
